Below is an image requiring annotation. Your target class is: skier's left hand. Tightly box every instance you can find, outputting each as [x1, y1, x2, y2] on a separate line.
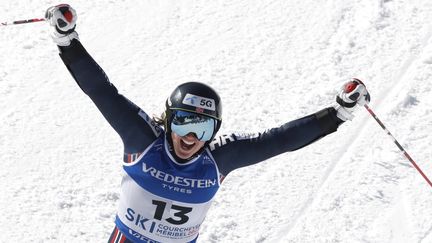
[335, 78, 371, 121]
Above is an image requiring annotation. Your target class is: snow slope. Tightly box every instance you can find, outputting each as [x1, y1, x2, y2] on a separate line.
[1, 0, 431, 242]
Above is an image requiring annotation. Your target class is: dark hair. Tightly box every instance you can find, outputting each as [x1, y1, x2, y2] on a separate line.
[152, 112, 166, 127]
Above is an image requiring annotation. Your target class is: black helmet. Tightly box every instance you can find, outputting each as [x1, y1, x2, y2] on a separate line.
[165, 82, 222, 140]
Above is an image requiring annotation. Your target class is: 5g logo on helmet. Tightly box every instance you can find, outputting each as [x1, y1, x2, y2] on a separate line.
[183, 94, 216, 111]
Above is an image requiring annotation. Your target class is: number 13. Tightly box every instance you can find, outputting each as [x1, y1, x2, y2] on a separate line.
[152, 200, 192, 225]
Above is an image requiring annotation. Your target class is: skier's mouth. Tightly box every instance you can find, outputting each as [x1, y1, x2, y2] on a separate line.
[180, 138, 196, 151]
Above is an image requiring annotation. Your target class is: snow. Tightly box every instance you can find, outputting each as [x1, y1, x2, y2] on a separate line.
[1, 0, 432, 242]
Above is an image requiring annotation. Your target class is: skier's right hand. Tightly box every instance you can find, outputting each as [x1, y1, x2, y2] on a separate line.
[45, 4, 78, 46]
[334, 78, 371, 121]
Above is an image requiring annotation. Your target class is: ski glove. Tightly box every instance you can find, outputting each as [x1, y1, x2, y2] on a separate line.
[45, 4, 78, 46]
[335, 78, 371, 121]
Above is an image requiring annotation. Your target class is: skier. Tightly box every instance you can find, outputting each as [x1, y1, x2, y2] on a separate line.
[45, 4, 370, 243]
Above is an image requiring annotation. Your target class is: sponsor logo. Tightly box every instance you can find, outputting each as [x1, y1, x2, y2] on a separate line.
[128, 229, 159, 243]
[126, 208, 157, 233]
[142, 163, 217, 189]
[209, 134, 236, 151]
[233, 132, 260, 140]
[155, 224, 200, 238]
[182, 93, 215, 111]
[209, 133, 259, 151]
[126, 207, 200, 240]
[161, 184, 192, 194]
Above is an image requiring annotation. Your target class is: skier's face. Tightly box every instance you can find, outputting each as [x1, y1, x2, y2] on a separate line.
[171, 132, 206, 159]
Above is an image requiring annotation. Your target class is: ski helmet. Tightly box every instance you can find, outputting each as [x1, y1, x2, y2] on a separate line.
[165, 82, 222, 141]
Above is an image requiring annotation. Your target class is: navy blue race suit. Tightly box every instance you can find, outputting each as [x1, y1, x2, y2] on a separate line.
[58, 39, 343, 243]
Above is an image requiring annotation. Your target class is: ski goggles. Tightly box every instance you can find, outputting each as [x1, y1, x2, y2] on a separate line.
[170, 110, 216, 141]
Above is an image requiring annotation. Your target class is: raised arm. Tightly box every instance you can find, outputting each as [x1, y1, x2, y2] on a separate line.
[46, 4, 160, 155]
[210, 107, 342, 176]
[211, 79, 370, 177]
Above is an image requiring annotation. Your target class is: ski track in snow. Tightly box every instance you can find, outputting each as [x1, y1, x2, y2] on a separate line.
[270, 1, 432, 242]
[270, 105, 373, 239]
[421, 225, 432, 243]
[373, 25, 432, 111]
[278, 8, 408, 242]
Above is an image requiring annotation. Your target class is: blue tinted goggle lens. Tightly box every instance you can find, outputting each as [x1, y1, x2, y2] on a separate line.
[171, 110, 216, 141]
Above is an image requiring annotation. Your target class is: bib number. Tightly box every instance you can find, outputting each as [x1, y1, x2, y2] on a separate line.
[152, 200, 192, 225]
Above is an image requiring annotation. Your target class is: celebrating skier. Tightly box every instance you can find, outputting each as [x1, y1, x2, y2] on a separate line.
[46, 4, 370, 243]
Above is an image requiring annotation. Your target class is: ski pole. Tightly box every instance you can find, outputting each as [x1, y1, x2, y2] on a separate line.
[364, 104, 432, 188]
[1, 18, 46, 27]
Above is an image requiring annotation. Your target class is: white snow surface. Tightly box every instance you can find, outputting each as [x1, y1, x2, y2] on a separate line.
[1, 0, 432, 242]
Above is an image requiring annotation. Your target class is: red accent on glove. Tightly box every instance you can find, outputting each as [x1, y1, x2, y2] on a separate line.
[63, 10, 73, 23]
[344, 81, 358, 93]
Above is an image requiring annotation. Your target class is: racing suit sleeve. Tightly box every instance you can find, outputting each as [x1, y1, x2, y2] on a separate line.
[57, 39, 160, 155]
[209, 107, 343, 176]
